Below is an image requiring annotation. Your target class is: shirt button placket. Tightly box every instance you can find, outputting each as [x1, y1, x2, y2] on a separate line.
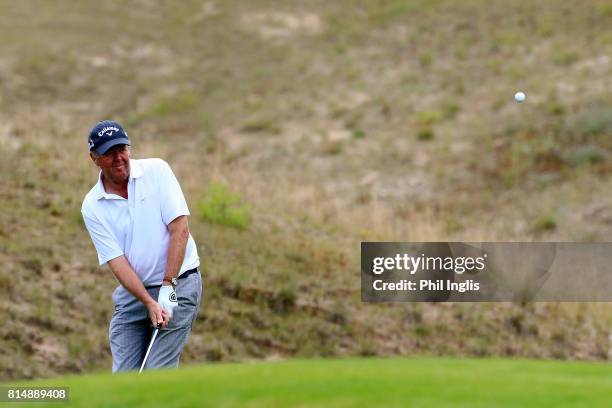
[128, 180, 135, 220]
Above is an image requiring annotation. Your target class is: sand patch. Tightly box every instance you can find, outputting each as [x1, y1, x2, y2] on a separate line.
[241, 11, 323, 39]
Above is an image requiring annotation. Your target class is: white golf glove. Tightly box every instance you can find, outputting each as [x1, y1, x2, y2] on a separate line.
[158, 285, 178, 318]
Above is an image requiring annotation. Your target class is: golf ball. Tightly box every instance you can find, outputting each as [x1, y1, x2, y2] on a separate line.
[514, 91, 526, 102]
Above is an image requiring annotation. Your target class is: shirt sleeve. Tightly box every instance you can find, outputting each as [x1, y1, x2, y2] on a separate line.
[81, 211, 124, 265]
[158, 160, 190, 225]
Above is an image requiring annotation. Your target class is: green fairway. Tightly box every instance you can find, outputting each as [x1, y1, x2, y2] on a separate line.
[4, 358, 611, 407]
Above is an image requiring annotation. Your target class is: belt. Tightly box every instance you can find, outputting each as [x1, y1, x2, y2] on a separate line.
[145, 267, 199, 289]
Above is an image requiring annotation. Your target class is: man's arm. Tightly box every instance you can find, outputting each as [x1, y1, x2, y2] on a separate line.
[107, 256, 169, 327]
[162, 215, 190, 285]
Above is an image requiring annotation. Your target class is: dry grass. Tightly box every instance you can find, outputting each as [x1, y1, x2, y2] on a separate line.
[1, 0, 611, 380]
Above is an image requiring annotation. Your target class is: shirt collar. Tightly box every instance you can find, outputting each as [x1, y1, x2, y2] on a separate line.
[94, 159, 142, 200]
[130, 159, 143, 180]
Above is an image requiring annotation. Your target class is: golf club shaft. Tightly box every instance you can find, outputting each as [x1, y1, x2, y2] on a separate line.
[139, 325, 161, 373]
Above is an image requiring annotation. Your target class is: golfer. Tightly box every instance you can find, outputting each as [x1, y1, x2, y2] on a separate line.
[81, 120, 202, 372]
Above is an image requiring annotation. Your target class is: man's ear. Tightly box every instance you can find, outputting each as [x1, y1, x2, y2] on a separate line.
[90, 152, 98, 165]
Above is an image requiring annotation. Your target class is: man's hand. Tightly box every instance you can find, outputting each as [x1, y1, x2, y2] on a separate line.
[145, 300, 169, 329]
[158, 285, 178, 319]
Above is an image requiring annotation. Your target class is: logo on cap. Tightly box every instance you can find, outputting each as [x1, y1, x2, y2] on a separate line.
[98, 126, 120, 137]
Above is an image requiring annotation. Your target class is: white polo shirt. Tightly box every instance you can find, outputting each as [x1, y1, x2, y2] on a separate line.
[81, 158, 199, 305]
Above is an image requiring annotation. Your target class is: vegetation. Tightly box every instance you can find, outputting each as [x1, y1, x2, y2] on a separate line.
[9, 358, 612, 407]
[0, 0, 611, 381]
[197, 182, 251, 230]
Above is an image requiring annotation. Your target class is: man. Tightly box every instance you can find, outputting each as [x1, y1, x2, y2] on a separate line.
[81, 120, 202, 372]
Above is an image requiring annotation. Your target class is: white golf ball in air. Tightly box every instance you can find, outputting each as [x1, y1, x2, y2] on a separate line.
[514, 91, 526, 102]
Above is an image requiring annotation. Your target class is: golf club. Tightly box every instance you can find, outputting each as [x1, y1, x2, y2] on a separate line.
[139, 323, 162, 374]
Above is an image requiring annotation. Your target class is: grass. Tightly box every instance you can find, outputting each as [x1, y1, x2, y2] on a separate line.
[415, 110, 443, 126]
[1, 0, 612, 382]
[534, 215, 558, 232]
[196, 182, 251, 230]
[571, 107, 612, 139]
[417, 128, 435, 141]
[6, 358, 612, 408]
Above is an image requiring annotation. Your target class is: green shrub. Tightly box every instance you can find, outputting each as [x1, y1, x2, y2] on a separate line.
[417, 128, 435, 141]
[419, 53, 433, 67]
[552, 51, 579, 66]
[562, 145, 607, 166]
[21, 257, 43, 276]
[153, 92, 199, 116]
[240, 116, 281, 134]
[352, 129, 366, 139]
[534, 215, 557, 232]
[599, 3, 612, 16]
[415, 110, 443, 126]
[546, 101, 565, 116]
[197, 182, 251, 230]
[454, 47, 466, 60]
[442, 102, 460, 118]
[572, 108, 612, 138]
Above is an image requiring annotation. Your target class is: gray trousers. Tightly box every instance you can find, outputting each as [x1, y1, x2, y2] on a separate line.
[109, 270, 202, 372]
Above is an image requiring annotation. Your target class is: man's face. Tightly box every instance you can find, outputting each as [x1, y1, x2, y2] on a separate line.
[91, 144, 131, 184]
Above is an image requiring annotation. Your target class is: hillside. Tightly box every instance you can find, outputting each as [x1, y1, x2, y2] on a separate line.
[1, 0, 611, 380]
